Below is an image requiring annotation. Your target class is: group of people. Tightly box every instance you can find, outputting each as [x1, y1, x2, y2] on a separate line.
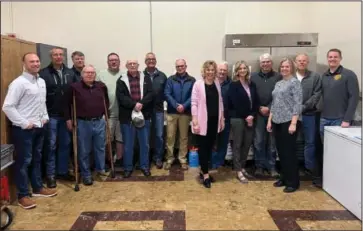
[2, 47, 359, 209]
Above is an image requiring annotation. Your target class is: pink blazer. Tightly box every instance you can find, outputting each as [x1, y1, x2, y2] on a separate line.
[191, 79, 224, 136]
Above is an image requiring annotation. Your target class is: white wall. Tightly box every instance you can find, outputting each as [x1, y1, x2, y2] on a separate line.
[1, 1, 361, 83]
[310, 2, 361, 89]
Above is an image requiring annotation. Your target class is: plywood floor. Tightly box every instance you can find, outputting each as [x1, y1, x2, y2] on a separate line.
[5, 165, 362, 230]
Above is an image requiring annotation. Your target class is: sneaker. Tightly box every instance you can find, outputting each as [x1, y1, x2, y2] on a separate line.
[18, 196, 36, 209]
[97, 170, 109, 177]
[164, 162, 172, 170]
[32, 188, 57, 197]
[270, 169, 279, 178]
[181, 163, 189, 170]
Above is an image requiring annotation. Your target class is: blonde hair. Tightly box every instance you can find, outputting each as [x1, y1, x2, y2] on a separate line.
[232, 60, 250, 82]
[279, 57, 296, 75]
[201, 60, 217, 79]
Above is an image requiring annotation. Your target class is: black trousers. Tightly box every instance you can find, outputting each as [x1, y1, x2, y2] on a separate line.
[196, 116, 218, 174]
[273, 121, 300, 188]
[313, 113, 323, 179]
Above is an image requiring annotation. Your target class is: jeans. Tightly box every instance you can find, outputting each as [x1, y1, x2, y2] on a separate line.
[302, 115, 316, 171]
[45, 117, 71, 177]
[121, 120, 151, 171]
[253, 114, 277, 170]
[12, 126, 44, 199]
[152, 112, 164, 162]
[319, 117, 343, 142]
[77, 119, 106, 179]
[215, 119, 230, 168]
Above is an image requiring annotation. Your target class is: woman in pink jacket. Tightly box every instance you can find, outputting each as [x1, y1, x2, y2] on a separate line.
[191, 60, 225, 188]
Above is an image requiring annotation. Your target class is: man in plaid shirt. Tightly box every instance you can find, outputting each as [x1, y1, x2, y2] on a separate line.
[116, 60, 154, 178]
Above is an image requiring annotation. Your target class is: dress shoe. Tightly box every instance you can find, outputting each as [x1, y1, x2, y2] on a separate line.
[141, 169, 151, 177]
[155, 160, 163, 169]
[83, 178, 93, 186]
[199, 173, 215, 182]
[46, 177, 57, 188]
[283, 186, 298, 193]
[57, 174, 75, 181]
[273, 180, 285, 187]
[123, 171, 132, 178]
[202, 178, 211, 188]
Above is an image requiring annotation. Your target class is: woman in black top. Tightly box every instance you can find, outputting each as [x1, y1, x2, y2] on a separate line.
[228, 60, 259, 183]
[191, 60, 224, 188]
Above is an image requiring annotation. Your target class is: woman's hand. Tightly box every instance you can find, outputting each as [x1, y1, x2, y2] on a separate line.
[245, 115, 254, 127]
[192, 120, 200, 134]
[266, 121, 272, 133]
[288, 123, 296, 134]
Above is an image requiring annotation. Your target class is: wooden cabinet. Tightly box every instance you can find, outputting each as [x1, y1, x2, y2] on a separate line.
[1, 35, 36, 145]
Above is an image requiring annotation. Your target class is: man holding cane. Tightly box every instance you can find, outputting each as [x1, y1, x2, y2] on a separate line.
[64, 65, 110, 186]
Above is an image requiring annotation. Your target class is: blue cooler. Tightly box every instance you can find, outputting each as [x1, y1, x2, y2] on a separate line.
[188, 148, 199, 168]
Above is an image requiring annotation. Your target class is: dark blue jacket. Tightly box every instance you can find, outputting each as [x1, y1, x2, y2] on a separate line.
[228, 80, 260, 119]
[220, 77, 231, 119]
[164, 73, 195, 114]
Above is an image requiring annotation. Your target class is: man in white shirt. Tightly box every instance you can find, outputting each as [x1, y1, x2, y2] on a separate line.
[97, 53, 124, 165]
[2, 53, 57, 210]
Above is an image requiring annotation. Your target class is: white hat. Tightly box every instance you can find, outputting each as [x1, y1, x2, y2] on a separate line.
[131, 110, 145, 128]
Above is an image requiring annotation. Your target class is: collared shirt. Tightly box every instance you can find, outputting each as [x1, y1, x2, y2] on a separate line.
[2, 72, 49, 129]
[128, 72, 141, 102]
[147, 69, 158, 82]
[64, 81, 109, 120]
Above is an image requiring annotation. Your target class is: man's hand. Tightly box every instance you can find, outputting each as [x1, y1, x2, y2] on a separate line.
[176, 104, 184, 113]
[260, 106, 269, 116]
[134, 103, 143, 112]
[66, 120, 73, 131]
[25, 123, 34, 129]
[41, 119, 49, 127]
[341, 121, 350, 128]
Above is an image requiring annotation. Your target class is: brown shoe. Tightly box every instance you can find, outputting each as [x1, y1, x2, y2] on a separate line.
[181, 163, 189, 170]
[18, 196, 36, 209]
[32, 188, 57, 197]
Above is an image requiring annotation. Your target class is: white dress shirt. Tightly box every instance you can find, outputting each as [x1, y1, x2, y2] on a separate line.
[2, 72, 49, 129]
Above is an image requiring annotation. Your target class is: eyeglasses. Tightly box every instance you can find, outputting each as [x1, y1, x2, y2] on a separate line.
[176, 65, 185, 68]
[146, 58, 156, 61]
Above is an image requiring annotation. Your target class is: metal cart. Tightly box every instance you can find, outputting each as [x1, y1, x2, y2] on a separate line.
[1, 145, 14, 230]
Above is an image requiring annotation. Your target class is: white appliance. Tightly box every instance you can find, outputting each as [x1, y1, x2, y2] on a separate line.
[323, 126, 361, 220]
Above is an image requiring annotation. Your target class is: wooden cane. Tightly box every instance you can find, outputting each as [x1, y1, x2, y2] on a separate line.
[103, 98, 115, 178]
[72, 92, 80, 191]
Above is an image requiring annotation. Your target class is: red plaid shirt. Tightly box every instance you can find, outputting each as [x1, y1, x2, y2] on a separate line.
[128, 72, 141, 102]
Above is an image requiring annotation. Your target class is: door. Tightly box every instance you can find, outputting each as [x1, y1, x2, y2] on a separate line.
[271, 47, 318, 72]
[225, 47, 271, 77]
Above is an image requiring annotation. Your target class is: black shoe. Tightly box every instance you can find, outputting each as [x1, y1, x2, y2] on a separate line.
[283, 186, 298, 193]
[312, 178, 322, 188]
[123, 171, 132, 178]
[199, 173, 215, 182]
[46, 177, 57, 188]
[83, 178, 93, 186]
[273, 180, 285, 187]
[141, 169, 151, 177]
[57, 174, 75, 181]
[203, 178, 211, 188]
[155, 160, 163, 169]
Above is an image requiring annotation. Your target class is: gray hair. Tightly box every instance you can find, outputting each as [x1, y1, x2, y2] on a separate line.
[259, 53, 272, 62]
[218, 61, 228, 66]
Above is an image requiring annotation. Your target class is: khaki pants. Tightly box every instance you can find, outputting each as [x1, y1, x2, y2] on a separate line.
[165, 114, 191, 164]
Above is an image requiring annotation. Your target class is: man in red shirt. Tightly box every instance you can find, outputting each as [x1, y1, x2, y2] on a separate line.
[64, 65, 110, 186]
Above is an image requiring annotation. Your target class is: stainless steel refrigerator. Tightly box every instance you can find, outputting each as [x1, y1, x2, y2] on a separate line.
[223, 33, 319, 76]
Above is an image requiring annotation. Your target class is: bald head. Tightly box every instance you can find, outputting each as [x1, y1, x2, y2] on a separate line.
[126, 59, 139, 75]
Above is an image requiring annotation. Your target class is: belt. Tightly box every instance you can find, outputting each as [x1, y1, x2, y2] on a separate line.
[77, 116, 102, 121]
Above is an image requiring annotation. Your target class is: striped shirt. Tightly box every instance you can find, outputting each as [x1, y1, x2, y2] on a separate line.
[2, 72, 49, 129]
